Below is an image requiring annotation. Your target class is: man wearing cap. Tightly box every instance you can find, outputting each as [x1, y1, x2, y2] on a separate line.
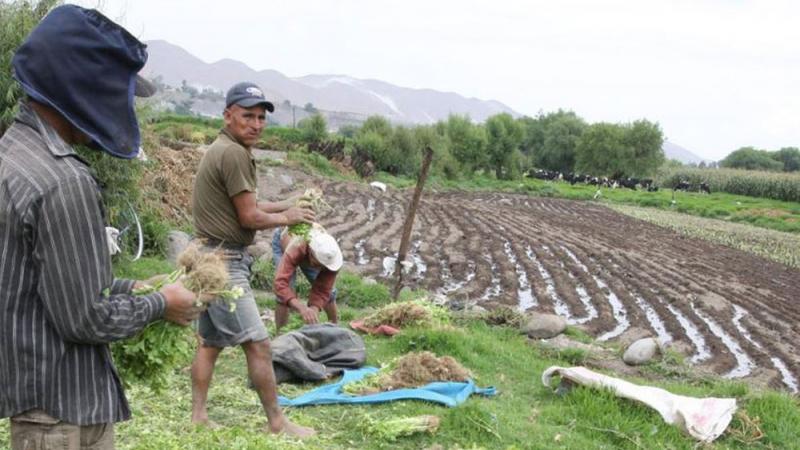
[189, 82, 315, 438]
[0, 5, 201, 449]
[272, 224, 343, 331]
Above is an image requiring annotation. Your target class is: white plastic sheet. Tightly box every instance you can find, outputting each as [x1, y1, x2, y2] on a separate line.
[369, 181, 387, 192]
[105, 226, 121, 255]
[542, 366, 737, 443]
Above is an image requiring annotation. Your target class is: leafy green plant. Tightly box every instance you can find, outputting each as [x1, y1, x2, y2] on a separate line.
[0, 0, 61, 134]
[250, 257, 275, 290]
[110, 321, 194, 391]
[364, 414, 440, 442]
[656, 166, 800, 202]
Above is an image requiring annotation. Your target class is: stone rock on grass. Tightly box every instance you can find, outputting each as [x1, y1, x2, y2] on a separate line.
[521, 313, 566, 339]
[616, 326, 653, 349]
[166, 230, 191, 264]
[623, 338, 661, 366]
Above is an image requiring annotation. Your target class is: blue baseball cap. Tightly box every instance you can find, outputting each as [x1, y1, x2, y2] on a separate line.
[225, 82, 275, 112]
[12, 5, 154, 159]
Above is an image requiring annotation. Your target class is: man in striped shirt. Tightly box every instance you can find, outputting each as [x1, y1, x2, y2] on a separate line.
[1, 6, 201, 449]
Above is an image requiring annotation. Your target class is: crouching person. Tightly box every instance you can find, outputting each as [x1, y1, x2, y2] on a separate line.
[273, 224, 343, 332]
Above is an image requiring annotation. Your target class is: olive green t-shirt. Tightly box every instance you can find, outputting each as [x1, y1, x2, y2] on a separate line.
[192, 129, 258, 246]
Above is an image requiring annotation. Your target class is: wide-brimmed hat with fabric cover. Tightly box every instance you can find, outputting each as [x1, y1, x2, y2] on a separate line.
[12, 5, 155, 159]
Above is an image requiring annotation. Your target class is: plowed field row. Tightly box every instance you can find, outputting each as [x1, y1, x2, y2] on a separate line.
[272, 179, 800, 392]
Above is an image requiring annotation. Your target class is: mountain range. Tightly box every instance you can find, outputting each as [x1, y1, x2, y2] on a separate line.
[141, 40, 516, 125]
[662, 141, 709, 164]
[141, 40, 708, 164]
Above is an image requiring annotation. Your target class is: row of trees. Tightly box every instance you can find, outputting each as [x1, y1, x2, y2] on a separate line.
[298, 110, 666, 181]
[721, 147, 800, 172]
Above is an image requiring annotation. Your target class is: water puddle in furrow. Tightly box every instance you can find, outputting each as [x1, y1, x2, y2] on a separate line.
[366, 199, 375, 221]
[480, 255, 502, 301]
[381, 255, 414, 278]
[561, 247, 628, 341]
[381, 256, 397, 277]
[593, 277, 629, 342]
[500, 240, 536, 312]
[634, 296, 672, 345]
[354, 239, 369, 265]
[690, 301, 754, 378]
[524, 244, 570, 320]
[657, 298, 711, 364]
[543, 245, 596, 324]
[409, 240, 427, 279]
[437, 247, 477, 295]
[732, 304, 798, 392]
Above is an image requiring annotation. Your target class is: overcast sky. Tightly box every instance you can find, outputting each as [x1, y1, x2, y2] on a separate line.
[71, 0, 799, 161]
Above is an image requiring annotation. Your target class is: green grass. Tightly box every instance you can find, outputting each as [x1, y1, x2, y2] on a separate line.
[4, 259, 798, 449]
[113, 256, 175, 280]
[2, 310, 799, 449]
[50, 321, 800, 449]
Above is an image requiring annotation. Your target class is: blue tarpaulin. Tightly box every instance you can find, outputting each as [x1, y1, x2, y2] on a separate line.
[278, 367, 496, 408]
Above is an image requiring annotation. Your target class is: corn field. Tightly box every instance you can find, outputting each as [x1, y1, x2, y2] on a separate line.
[656, 167, 800, 202]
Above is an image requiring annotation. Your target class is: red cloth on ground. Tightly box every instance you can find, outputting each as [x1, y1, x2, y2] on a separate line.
[349, 320, 400, 336]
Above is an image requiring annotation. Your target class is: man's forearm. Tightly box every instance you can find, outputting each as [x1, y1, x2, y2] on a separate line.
[243, 209, 291, 230]
[287, 297, 304, 312]
[257, 197, 293, 213]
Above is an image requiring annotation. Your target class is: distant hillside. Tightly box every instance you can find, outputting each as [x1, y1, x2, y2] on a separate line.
[663, 141, 708, 164]
[141, 40, 519, 126]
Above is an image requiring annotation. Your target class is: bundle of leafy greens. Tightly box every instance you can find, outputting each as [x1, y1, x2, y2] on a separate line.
[361, 299, 450, 329]
[288, 188, 331, 241]
[112, 244, 243, 390]
[342, 351, 471, 395]
[366, 415, 441, 442]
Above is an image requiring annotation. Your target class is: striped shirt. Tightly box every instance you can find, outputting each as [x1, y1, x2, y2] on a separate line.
[0, 102, 166, 425]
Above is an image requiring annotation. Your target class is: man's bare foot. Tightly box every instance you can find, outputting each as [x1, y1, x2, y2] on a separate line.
[268, 418, 316, 439]
[192, 417, 220, 429]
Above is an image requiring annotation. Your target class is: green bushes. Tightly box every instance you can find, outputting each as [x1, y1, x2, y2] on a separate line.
[298, 113, 328, 143]
[287, 150, 341, 178]
[0, 0, 60, 134]
[656, 167, 800, 202]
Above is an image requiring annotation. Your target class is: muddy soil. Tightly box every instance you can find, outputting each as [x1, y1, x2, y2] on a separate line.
[253, 162, 800, 393]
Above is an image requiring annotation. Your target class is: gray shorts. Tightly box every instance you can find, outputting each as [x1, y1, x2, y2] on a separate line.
[197, 247, 269, 348]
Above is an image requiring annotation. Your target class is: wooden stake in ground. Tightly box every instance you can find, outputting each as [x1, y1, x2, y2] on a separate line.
[392, 146, 434, 299]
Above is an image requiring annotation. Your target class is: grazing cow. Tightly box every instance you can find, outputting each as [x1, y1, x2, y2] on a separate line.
[528, 169, 560, 181]
[616, 177, 638, 190]
[699, 182, 711, 194]
[674, 180, 691, 191]
[568, 173, 588, 185]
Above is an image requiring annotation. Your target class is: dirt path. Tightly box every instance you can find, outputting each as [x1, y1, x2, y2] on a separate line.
[253, 158, 800, 393]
